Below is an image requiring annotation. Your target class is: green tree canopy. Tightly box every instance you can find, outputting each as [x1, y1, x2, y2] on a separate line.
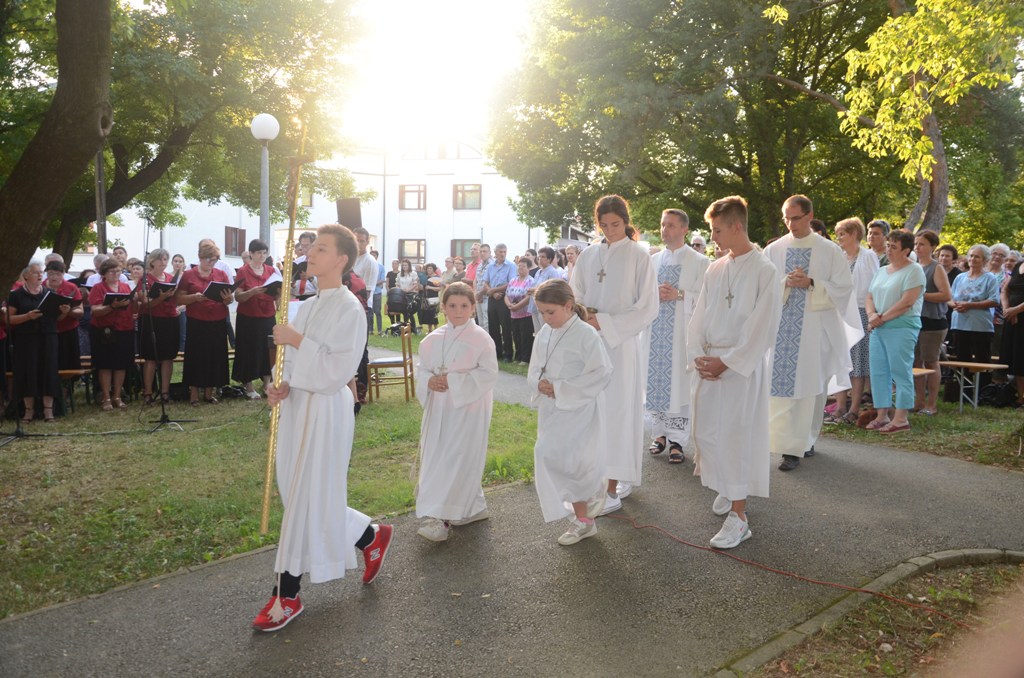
[1, 0, 365, 261]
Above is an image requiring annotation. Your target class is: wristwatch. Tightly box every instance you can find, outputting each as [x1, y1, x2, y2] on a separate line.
[676, 289, 684, 301]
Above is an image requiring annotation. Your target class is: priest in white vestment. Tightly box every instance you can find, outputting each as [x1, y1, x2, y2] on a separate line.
[414, 283, 499, 542]
[688, 196, 782, 549]
[644, 209, 709, 462]
[254, 225, 392, 633]
[570, 195, 659, 513]
[763, 195, 861, 472]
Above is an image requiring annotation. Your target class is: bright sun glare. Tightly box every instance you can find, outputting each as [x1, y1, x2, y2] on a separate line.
[337, 0, 537, 150]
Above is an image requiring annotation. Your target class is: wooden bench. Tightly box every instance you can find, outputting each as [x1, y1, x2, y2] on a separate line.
[938, 360, 1010, 412]
[5, 369, 92, 413]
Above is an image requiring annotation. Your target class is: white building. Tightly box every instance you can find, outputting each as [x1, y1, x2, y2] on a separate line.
[43, 140, 552, 274]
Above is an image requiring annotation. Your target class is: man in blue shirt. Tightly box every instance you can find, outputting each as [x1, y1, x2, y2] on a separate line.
[529, 246, 566, 332]
[482, 243, 516, 361]
[371, 250, 386, 335]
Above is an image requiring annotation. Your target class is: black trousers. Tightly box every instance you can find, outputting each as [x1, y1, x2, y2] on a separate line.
[487, 295, 514, 361]
[511, 316, 534, 363]
[946, 329, 993, 399]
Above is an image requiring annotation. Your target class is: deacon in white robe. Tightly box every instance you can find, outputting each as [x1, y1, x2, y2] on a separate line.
[644, 211, 709, 456]
[274, 285, 370, 582]
[570, 237, 659, 491]
[528, 314, 613, 522]
[764, 196, 861, 468]
[688, 249, 781, 502]
[415, 320, 499, 521]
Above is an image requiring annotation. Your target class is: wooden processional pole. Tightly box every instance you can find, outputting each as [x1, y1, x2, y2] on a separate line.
[259, 123, 309, 535]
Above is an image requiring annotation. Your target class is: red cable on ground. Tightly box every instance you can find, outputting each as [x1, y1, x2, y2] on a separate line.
[604, 513, 972, 630]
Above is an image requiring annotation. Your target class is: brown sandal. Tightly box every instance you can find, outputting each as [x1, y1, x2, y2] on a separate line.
[43, 406, 55, 423]
[101, 399, 113, 411]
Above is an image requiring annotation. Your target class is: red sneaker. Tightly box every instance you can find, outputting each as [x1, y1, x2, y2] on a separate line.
[362, 524, 393, 584]
[252, 595, 303, 632]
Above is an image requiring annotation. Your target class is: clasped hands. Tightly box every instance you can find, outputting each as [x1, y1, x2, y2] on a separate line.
[694, 355, 726, 381]
[428, 374, 450, 392]
[537, 378, 555, 398]
[786, 267, 812, 289]
[658, 283, 680, 302]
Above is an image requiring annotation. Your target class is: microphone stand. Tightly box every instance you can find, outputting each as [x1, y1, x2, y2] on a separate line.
[141, 217, 194, 433]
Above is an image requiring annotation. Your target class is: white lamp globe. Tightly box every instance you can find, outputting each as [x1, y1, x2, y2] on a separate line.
[250, 113, 280, 141]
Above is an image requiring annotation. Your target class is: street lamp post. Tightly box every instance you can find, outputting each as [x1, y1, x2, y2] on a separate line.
[250, 113, 280, 250]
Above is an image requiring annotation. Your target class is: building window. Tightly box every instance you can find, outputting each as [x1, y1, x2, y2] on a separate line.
[225, 226, 247, 257]
[451, 240, 477, 259]
[453, 184, 481, 210]
[398, 238, 426, 266]
[399, 184, 426, 210]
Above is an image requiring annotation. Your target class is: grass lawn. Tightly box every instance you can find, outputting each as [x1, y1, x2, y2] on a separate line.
[821, 400, 1024, 470]
[750, 563, 1024, 677]
[0, 386, 536, 618]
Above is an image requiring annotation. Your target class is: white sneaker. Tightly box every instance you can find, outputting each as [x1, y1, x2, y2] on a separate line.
[598, 493, 622, 516]
[615, 482, 633, 499]
[558, 518, 597, 545]
[710, 512, 751, 549]
[712, 494, 731, 516]
[585, 491, 607, 519]
[449, 509, 490, 526]
[417, 518, 449, 542]
[245, 390, 262, 400]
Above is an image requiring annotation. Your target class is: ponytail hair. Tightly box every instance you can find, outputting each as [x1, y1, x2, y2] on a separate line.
[534, 279, 589, 321]
[594, 194, 638, 241]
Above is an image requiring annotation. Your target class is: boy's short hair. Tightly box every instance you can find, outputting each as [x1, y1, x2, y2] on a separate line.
[317, 224, 358, 274]
[704, 196, 748, 229]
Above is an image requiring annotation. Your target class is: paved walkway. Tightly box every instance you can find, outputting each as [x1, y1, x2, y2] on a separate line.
[2, 357, 1023, 677]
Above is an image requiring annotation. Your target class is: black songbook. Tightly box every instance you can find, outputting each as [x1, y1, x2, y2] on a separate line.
[36, 290, 80, 317]
[102, 292, 131, 306]
[295, 292, 316, 301]
[291, 260, 308, 282]
[147, 281, 178, 299]
[202, 280, 238, 302]
[262, 270, 284, 296]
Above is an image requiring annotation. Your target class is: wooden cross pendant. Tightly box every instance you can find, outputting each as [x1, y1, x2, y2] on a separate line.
[597, 268, 606, 283]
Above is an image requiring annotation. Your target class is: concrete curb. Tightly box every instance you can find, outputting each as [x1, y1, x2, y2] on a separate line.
[716, 548, 1024, 676]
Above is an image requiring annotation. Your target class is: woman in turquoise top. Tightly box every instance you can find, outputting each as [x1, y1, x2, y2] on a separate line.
[864, 229, 926, 434]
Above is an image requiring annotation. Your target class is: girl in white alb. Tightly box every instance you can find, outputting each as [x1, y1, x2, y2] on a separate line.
[414, 282, 499, 542]
[528, 279, 613, 546]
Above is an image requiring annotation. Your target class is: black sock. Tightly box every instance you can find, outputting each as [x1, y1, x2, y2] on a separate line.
[271, 570, 302, 599]
[354, 525, 376, 550]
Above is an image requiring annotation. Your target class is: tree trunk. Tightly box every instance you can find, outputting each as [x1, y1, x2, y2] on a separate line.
[919, 113, 948, 232]
[904, 177, 930, 231]
[0, 0, 112, 290]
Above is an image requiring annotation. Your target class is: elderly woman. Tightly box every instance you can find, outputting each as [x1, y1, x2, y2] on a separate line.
[864, 229, 926, 434]
[949, 244, 1002, 391]
[137, 248, 179, 404]
[7, 262, 61, 422]
[88, 258, 136, 411]
[44, 261, 84, 371]
[232, 239, 277, 399]
[505, 259, 536, 364]
[826, 218, 879, 424]
[177, 241, 233, 405]
[911, 231, 952, 415]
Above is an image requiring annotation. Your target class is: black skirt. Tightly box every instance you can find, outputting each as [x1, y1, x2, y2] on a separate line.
[90, 326, 136, 370]
[56, 329, 82, 370]
[1002, 318, 1024, 376]
[183, 317, 229, 388]
[13, 332, 60, 398]
[139, 315, 180, 361]
[232, 314, 275, 383]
